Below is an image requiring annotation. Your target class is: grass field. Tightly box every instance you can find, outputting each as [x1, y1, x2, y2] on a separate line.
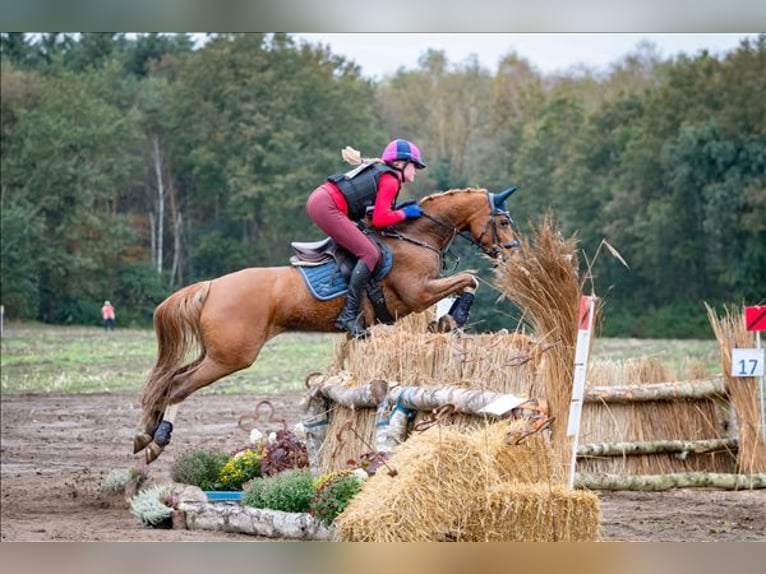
[0, 322, 722, 395]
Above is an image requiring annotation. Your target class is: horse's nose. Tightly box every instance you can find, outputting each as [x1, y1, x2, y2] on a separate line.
[504, 240, 520, 249]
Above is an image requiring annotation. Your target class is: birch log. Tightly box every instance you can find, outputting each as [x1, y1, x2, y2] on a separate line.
[320, 380, 389, 408]
[178, 502, 333, 540]
[575, 472, 766, 491]
[577, 438, 738, 457]
[388, 385, 501, 415]
[584, 377, 726, 403]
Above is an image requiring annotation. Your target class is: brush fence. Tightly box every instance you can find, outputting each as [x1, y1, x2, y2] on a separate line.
[302, 330, 764, 490]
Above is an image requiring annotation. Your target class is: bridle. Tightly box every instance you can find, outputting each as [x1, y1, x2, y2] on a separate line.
[466, 191, 520, 258]
[379, 190, 519, 263]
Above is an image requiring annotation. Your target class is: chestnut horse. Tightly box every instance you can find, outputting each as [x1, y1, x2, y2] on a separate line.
[134, 186, 518, 463]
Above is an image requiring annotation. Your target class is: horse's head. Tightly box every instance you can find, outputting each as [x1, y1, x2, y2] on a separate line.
[401, 187, 519, 261]
[468, 187, 519, 259]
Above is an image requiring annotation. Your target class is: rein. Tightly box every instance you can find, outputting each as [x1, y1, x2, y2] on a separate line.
[379, 193, 512, 272]
[421, 204, 511, 259]
[379, 225, 447, 256]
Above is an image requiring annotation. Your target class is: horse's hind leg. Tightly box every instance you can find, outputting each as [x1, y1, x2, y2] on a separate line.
[143, 354, 254, 464]
[133, 360, 201, 454]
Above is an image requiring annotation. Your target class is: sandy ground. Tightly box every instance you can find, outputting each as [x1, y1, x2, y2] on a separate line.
[1, 392, 764, 542]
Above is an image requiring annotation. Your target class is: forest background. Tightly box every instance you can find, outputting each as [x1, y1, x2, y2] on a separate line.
[1, 32, 764, 337]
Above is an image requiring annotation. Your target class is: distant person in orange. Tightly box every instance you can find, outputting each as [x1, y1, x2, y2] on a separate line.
[101, 300, 115, 331]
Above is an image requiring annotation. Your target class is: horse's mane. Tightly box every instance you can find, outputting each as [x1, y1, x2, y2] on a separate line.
[420, 187, 487, 206]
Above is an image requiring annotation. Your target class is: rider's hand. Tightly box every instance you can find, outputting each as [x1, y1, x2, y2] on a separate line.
[395, 199, 417, 209]
[401, 204, 423, 219]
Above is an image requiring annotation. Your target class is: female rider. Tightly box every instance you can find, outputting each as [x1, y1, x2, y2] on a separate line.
[306, 138, 427, 338]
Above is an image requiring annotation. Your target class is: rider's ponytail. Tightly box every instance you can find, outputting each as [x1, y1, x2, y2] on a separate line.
[341, 146, 380, 166]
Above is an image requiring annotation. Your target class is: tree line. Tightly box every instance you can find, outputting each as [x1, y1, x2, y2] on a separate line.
[1, 33, 764, 336]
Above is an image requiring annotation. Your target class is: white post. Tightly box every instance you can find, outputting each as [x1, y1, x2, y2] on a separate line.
[0, 304, 4, 338]
[567, 295, 596, 489]
[758, 331, 765, 440]
[744, 306, 766, 440]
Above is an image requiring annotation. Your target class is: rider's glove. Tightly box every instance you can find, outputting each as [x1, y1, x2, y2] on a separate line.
[395, 199, 417, 209]
[401, 204, 423, 219]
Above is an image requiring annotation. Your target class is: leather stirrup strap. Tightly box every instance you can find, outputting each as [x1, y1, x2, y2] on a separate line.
[366, 280, 395, 324]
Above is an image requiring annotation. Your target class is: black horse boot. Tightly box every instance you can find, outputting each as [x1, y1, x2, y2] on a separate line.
[335, 261, 373, 338]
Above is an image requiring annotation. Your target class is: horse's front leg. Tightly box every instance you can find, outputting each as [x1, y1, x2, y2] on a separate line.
[415, 271, 478, 305]
[414, 272, 480, 328]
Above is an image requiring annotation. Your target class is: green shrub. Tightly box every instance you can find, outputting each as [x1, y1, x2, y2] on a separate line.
[310, 474, 363, 526]
[242, 469, 315, 513]
[242, 477, 267, 508]
[218, 449, 262, 490]
[130, 483, 174, 528]
[170, 449, 229, 490]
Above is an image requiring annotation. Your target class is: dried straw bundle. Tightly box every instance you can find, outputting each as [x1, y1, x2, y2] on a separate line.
[577, 400, 734, 474]
[315, 322, 544, 474]
[706, 304, 766, 474]
[578, 357, 733, 474]
[588, 356, 669, 387]
[332, 325, 540, 394]
[492, 213, 591, 470]
[334, 420, 599, 542]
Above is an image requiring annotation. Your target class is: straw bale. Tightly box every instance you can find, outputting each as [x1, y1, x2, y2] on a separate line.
[466, 421, 564, 485]
[334, 425, 498, 541]
[458, 484, 600, 541]
[334, 420, 582, 541]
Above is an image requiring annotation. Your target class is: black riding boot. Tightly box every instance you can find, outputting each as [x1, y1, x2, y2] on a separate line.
[335, 261, 373, 338]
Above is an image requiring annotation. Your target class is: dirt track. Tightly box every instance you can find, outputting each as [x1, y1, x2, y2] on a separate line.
[1, 392, 764, 541]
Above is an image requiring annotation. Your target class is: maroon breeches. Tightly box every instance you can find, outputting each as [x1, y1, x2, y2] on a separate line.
[306, 185, 380, 270]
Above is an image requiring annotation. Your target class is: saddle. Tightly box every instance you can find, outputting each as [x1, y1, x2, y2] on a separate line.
[290, 237, 353, 270]
[289, 235, 395, 324]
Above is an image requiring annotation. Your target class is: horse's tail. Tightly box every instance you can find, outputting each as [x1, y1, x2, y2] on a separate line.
[139, 280, 212, 429]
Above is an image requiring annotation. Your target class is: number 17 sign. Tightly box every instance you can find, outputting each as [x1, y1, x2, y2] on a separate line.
[731, 348, 765, 377]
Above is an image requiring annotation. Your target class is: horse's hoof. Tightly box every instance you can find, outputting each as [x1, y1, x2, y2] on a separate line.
[145, 441, 164, 464]
[154, 420, 174, 447]
[133, 432, 153, 454]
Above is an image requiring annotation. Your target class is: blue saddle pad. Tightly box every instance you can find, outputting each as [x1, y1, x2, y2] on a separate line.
[297, 247, 393, 301]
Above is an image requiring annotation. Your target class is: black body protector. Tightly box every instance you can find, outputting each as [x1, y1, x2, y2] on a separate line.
[328, 162, 400, 220]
